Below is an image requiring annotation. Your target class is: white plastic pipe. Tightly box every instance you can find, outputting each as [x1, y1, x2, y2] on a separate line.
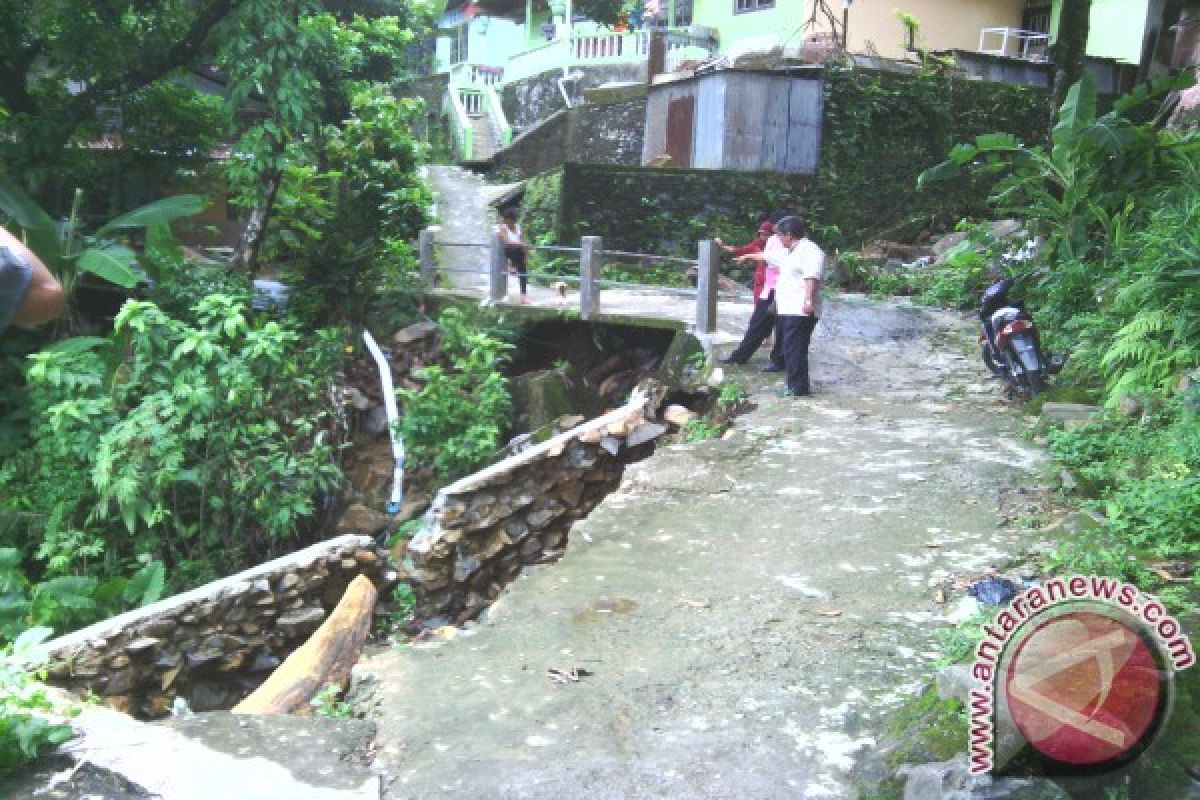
[362, 330, 404, 514]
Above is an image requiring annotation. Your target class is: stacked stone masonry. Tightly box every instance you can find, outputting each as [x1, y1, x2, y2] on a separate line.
[42, 535, 395, 718]
[406, 395, 667, 623]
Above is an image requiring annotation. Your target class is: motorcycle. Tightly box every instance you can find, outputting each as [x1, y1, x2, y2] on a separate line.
[978, 280, 1063, 398]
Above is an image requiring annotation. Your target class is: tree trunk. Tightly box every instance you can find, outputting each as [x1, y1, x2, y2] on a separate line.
[1051, 0, 1093, 125]
[232, 575, 379, 715]
[230, 168, 282, 273]
[1168, 4, 1200, 129]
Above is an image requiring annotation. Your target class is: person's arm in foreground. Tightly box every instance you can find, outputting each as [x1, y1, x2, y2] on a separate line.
[1, 226, 64, 328]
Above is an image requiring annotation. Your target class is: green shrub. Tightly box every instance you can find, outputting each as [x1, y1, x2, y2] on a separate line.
[1046, 406, 1199, 596]
[0, 627, 74, 776]
[0, 295, 345, 606]
[398, 308, 513, 482]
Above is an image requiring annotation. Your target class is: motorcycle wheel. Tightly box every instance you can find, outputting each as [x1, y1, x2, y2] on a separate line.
[981, 344, 1004, 377]
[1022, 369, 1045, 397]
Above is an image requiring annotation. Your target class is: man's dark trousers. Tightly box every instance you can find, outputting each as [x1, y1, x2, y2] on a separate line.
[727, 292, 782, 366]
[780, 314, 819, 394]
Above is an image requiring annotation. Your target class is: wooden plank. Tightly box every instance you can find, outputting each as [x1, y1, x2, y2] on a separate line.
[723, 73, 767, 170]
[761, 76, 792, 172]
[665, 91, 694, 167]
[232, 575, 378, 715]
[693, 74, 725, 168]
[785, 78, 823, 174]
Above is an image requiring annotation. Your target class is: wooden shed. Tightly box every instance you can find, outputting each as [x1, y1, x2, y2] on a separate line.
[642, 69, 823, 173]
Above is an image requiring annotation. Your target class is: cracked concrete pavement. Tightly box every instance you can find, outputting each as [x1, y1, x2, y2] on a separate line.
[358, 293, 1049, 799]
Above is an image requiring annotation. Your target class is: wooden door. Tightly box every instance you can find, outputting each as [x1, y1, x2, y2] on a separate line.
[665, 94, 694, 168]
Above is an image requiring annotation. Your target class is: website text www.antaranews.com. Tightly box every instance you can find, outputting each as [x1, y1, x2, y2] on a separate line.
[966, 574, 1195, 774]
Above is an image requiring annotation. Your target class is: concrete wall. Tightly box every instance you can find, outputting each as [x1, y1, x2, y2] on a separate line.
[1051, 0, 1149, 65]
[502, 64, 645, 130]
[491, 110, 570, 177]
[566, 90, 647, 165]
[42, 535, 395, 718]
[691, 0, 1024, 62]
[491, 85, 647, 179]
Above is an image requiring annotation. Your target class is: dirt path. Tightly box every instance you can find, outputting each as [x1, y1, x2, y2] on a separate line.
[359, 294, 1046, 799]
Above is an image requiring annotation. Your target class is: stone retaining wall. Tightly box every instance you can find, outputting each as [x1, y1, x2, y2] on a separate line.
[406, 391, 668, 623]
[42, 535, 395, 717]
[501, 65, 645, 131]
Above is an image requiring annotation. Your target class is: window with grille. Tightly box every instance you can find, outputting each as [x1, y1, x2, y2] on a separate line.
[1022, 3, 1051, 33]
[450, 24, 470, 64]
[674, 0, 693, 27]
[735, 0, 773, 12]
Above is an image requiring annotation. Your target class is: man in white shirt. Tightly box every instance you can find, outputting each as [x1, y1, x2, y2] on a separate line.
[740, 215, 823, 396]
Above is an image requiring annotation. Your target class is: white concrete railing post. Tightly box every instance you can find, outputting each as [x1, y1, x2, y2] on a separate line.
[418, 227, 436, 284]
[488, 233, 508, 304]
[579, 235, 602, 320]
[695, 239, 718, 334]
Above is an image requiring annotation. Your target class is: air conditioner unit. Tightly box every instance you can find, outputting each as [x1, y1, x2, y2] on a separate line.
[688, 24, 716, 40]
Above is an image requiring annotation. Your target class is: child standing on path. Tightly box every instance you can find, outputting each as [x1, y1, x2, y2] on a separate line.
[497, 208, 530, 304]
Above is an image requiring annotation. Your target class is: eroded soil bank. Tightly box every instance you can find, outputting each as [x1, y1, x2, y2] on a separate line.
[357, 294, 1051, 799]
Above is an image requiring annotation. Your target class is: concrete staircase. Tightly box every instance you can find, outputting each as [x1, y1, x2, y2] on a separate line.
[467, 115, 497, 162]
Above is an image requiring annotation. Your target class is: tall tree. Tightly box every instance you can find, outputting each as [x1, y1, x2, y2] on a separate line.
[0, 0, 246, 187]
[1051, 0, 1093, 125]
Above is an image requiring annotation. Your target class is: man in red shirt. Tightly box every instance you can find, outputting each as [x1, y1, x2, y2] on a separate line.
[715, 220, 783, 370]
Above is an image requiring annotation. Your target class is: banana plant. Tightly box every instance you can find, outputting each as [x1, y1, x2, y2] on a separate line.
[0, 175, 204, 331]
[917, 71, 1198, 264]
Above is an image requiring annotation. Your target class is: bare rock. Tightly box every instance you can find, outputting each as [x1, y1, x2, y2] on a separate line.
[275, 606, 327, 638]
[393, 320, 440, 346]
[663, 404, 698, 427]
[931, 231, 969, 260]
[362, 406, 390, 435]
[342, 387, 372, 411]
[336, 503, 391, 535]
[626, 422, 668, 447]
[556, 414, 586, 430]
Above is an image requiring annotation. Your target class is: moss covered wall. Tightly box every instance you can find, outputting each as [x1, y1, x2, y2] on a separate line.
[526, 67, 1048, 255]
[810, 65, 1048, 248]
[556, 163, 808, 256]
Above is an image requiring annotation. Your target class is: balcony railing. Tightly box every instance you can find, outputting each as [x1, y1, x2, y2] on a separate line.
[448, 62, 505, 90]
[503, 28, 713, 85]
[978, 27, 1050, 62]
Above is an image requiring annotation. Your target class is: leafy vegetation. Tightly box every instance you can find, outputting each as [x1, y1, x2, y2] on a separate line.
[0, 627, 75, 776]
[399, 308, 514, 482]
[0, 295, 346, 610]
[681, 380, 748, 442]
[916, 74, 1200, 603]
[310, 682, 354, 718]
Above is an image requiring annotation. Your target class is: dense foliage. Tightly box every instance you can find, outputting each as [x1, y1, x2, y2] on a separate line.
[810, 63, 1048, 250]
[399, 308, 513, 482]
[0, 628, 74, 776]
[0, 0, 463, 776]
[1, 297, 345, 591]
[917, 73, 1200, 597]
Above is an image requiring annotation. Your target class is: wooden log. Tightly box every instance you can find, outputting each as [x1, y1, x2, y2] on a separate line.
[233, 574, 379, 715]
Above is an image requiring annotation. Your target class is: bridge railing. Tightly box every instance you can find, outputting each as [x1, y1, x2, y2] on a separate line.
[417, 228, 725, 334]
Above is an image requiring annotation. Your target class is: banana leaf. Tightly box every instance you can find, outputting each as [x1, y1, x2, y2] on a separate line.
[97, 195, 205, 235]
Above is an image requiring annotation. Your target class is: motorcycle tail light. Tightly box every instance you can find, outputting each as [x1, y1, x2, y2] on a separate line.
[1007, 319, 1032, 334]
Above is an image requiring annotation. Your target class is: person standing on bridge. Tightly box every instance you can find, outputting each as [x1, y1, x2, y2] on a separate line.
[716, 220, 785, 371]
[496, 208, 530, 304]
[737, 215, 824, 397]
